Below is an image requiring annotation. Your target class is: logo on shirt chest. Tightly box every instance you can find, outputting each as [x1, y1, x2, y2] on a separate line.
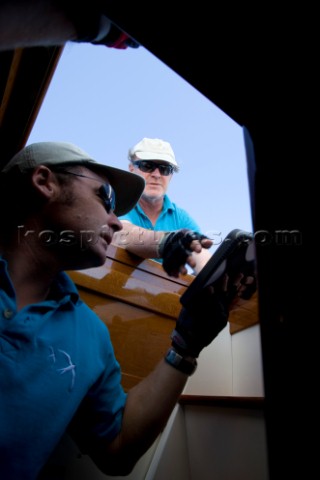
[48, 346, 76, 391]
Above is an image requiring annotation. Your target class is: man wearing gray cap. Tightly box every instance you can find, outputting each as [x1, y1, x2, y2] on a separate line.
[115, 137, 212, 277]
[0, 141, 238, 478]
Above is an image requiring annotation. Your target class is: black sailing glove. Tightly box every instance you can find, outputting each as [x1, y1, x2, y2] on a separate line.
[158, 229, 209, 277]
[171, 284, 230, 358]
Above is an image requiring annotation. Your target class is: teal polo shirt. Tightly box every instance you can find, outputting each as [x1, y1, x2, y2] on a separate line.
[119, 195, 200, 263]
[0, 257, 126, 479]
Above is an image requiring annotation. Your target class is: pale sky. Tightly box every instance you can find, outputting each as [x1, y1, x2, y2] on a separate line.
[28, 41, 253, 252]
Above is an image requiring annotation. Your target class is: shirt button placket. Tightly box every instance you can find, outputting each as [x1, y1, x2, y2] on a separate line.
[3, 308, 14, 319]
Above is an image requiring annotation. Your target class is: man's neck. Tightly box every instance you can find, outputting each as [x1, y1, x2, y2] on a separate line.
[139, 195, 164, 226]
[2, 245, 59, 311]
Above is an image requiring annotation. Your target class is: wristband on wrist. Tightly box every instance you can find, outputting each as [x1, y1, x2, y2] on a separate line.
[165, 348, 197, 376]
[157, 232, 171, 258]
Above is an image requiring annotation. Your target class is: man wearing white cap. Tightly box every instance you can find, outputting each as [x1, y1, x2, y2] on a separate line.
[0, 141, 247, 478]
[116, 137, 212, 277]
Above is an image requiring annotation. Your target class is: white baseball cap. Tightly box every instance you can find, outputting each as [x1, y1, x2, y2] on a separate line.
[128, 138, 179, 171]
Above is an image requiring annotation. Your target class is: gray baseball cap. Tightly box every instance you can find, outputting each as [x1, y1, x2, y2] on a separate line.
[1, 141, 145, 216]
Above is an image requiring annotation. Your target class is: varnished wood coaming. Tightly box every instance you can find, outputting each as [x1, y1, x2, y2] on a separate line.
[68, 244, 259, 391]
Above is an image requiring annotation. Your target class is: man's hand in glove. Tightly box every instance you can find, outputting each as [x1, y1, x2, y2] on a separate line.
[158, 229, 213, 277]
[165, 273, 253, 374]
[172, 275, 232, 358]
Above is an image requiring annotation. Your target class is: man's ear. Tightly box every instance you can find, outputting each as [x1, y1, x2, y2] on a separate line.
[128, 163, 135, 173]
[31, 165, 58, 199]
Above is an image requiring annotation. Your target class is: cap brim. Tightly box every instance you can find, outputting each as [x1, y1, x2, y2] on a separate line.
[1, 141, 145, 216]
[134, 151, 178, 167]
[84, 162, 145, 216]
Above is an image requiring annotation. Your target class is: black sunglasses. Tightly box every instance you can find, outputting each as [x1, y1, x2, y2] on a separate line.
[133, 160, 174, 176]
[56, 170, 116, 213]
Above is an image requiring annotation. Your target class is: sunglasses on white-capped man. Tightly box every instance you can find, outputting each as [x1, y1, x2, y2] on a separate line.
[56, 170, 116, 214]
[132, 160, 174, 176]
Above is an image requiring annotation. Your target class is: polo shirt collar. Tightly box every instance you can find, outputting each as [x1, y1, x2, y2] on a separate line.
[0, 256, 79, 305]
[136, 194, 175, 215]
[162, 194, 175, 212]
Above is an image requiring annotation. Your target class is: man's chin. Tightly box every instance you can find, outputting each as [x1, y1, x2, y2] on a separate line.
[143, 191, 164, 201]
[64, 248, 107, 272]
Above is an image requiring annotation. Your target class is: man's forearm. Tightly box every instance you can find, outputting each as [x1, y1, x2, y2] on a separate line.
[0, 1, 78, 50]
[113, 222, 164, 259]
[95, 358, 188, 475]
[113, 222, 212, 274]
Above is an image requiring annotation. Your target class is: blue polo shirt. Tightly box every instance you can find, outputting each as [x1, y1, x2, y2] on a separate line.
[0, 257, 126, 479]
[119, 195, 200, 263]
